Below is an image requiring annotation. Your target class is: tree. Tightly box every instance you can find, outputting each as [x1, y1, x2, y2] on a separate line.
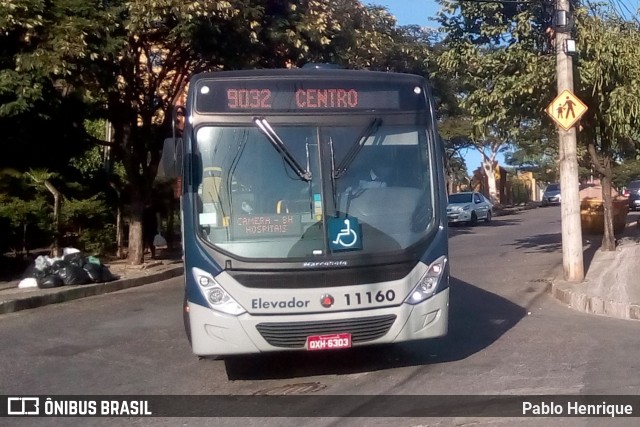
[72, 120, 128, 258]
[0, 0, 101, 176]
[504, 120, 559, 184]
[436, 0, 555, 202]
[61, 195, 113, 256]
[290, 2, 396, 69]
[1, 1, 255, 263]
[613, 159, 640, 189]
[575, 5, 640, 250]
[0, 169, 50, 256]
[445, 149, 469, 193]
[95, 0, 412, 264]
[2, 0, 449, 263]
[438, 117, 472, 193]
[25, 169, 63, 257]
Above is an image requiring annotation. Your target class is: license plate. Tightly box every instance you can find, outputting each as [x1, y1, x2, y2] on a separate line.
[306, 333, 352, 351]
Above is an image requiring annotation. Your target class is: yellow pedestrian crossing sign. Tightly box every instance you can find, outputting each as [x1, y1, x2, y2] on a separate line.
[546, 90, 588, 131]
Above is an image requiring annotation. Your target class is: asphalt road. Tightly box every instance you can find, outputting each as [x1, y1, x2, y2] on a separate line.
[3, 206, 640, 426]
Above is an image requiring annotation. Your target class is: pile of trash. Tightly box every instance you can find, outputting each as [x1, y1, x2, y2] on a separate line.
[18, 248, 118, 289]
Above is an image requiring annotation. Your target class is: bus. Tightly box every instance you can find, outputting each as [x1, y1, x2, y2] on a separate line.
[168, 66, 449, 357]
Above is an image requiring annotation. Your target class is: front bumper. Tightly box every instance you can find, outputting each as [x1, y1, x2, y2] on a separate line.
[543, 196, 561, 204]
[447, 211, 471, 223]
[187, 288, 449, 356]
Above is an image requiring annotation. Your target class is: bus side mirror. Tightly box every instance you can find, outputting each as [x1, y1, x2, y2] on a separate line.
[158, 137, 183, 178]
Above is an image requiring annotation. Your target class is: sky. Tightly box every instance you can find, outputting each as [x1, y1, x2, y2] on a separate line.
[363, 0, 502, 175]
[366, 0, 441, 27]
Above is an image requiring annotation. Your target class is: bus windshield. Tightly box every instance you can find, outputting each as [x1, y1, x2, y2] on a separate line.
[195, 122, 436, 259]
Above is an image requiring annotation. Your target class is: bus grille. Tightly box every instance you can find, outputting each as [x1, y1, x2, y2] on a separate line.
[255, 314, 397, 348]
[228, 262, 415, 289]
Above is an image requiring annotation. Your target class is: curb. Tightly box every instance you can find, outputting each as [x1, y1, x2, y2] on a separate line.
[493, 204, 539, 217]
[547, 235, 640, 322]
[549, 282, 640, 321]
[0, 265, 184, 315]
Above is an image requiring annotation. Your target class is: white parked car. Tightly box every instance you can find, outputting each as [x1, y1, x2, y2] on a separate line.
[447, 191, 493, 226]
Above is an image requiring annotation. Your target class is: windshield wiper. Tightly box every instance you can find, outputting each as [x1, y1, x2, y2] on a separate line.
[254, 118, 312, 182]
[333, 118, 382, 179]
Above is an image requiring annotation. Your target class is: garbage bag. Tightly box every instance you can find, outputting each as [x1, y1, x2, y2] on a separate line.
[100, 265, 117, 282]
[59, 264, 90, 285]
[83, 262, 103, 283]
[87, 256, 101, 265]
[38, 275, 64, 289]
[50, 259, 68, 273]
[34, 255, 54, 271]
[23, 263, 58, 288]
[18, 278, 38, 289]
[23, 264, 48, 281]
[63, 252, 86, 268]
[153, 233, 167, 247]
[63, 247, 81, 256]
[48, 260, 68, 286]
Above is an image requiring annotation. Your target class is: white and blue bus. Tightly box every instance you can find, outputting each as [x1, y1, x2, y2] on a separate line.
[171, 66, 449, 357]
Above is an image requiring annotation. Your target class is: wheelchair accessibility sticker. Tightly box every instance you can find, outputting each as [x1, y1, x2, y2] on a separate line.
[328, 217, 362, 251]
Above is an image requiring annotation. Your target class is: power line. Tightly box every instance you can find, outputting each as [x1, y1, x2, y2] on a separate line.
[614, 0, 640, 25]
[586, 0, 640, 27]
[614, 0, 637, 18]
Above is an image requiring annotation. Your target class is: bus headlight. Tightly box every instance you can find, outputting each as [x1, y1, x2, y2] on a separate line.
[192, 267, 246, 315]
[405, 256, 447, 305]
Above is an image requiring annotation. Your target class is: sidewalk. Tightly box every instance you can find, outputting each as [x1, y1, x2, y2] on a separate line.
[550, 220, 640, 321]
[493, 201, 539, 217]
[0, 250, 184, 315]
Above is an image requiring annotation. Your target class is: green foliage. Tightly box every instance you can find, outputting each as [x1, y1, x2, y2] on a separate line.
[61, 195, 113, 254]
[61, 195, 109, 227]
[69, 123, 126, 183]
[508, 180, 531, 204]
[613, 159, 640, 189]
[0, 195, 46, 228]
[83, 119, 107, 140]
[0, 190, 51, 254]
[0, 165, 117, 255]
[0, 0, 443, 261]
[69, 145, 104, 180]
[436, 0, 555, 166]
[77, 224, 115, 256]
[575, 6, 640, 153]
[25, 168, 58, 189]
[504, 120, 559, 182]
[439, 116, 472, 178]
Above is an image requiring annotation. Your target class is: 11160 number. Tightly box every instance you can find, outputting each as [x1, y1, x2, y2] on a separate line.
[344, 290, 395, 306]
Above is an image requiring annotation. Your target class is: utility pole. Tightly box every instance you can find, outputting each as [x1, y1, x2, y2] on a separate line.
[555, 0, 584, 282]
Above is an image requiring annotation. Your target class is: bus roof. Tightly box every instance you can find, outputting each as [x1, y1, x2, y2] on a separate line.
[189, 68, 427, 84]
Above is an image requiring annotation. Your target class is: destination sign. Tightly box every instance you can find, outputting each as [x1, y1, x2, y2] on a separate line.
[226, 88, 359, 110]
[231, 214, 302, 238]
[195, 79, 426, 113]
